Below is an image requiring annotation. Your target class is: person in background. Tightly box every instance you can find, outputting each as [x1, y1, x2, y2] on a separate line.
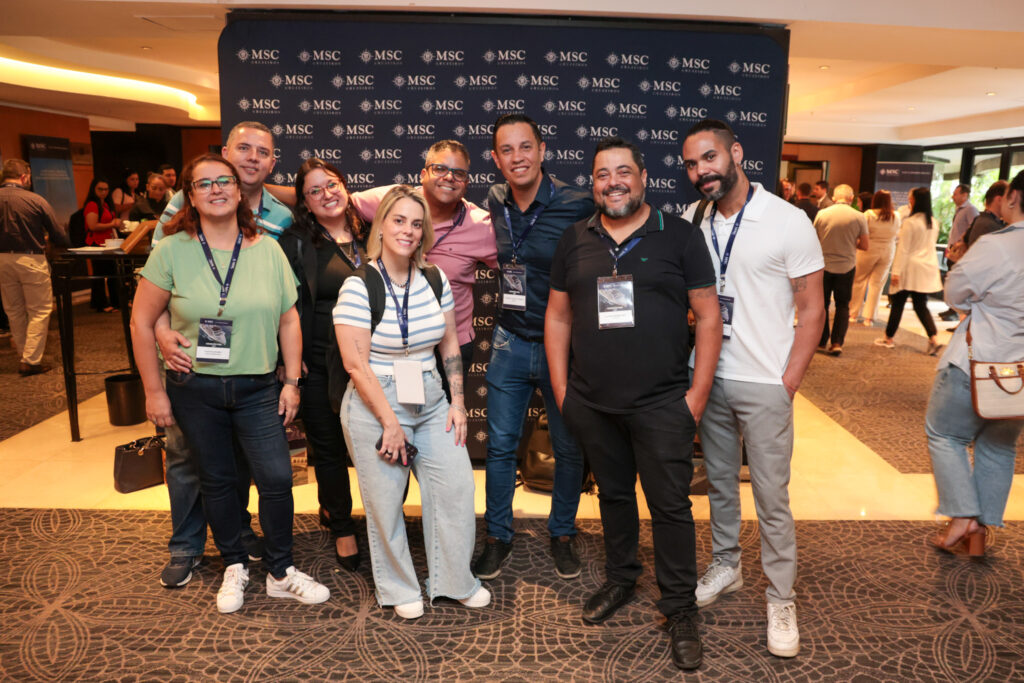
[875, 187, 944, 354]
[963, 180, 1007, 249]
[813, 183, 869, 355]
[0, 158, 69, 376]
[160, 164, 179, 193]
[812, 180, 834, 209]
[277, 158, 365, 571]
[778, 178, 795, 203]
[850, 190, 900, 327]
[926, 170, 1024, 558]
[82, 177, 122, 312]
[131, 154, 329, 613]
[111, 169, 140, 220]
[129, 173, 169, 222]
[336, 185, 488, 620]
[793, 183, 818, 223]
[857, 191, 873, 213]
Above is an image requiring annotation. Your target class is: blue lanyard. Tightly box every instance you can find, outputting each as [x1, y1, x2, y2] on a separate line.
[708, 184, 754, 292]
[377, 258, 412, 352]
[503, 183, 556, 264]
[428, 202, 467, 253]
[316, 223, 361, 269]
[196, 226, 243, 317]
[597, 209, 660, 275]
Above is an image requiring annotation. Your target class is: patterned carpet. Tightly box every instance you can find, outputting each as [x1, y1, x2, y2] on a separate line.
[798, 322, 1024, 474]
[2, 510, 1022, 682]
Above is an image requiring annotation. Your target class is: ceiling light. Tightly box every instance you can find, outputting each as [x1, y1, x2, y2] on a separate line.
[908, 106, 916, 111]
[141, 46, 153, 51]
[0, 56, 213, 121]
[818, 65, 830, 70]
[986, 91, 996, 96]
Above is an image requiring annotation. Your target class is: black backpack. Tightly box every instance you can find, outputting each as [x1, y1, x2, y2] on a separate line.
[326, 263, 444, 411]
[67, 208, 87, 247]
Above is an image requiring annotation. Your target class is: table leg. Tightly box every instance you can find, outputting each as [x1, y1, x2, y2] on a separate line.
[53, 266, 80, 442]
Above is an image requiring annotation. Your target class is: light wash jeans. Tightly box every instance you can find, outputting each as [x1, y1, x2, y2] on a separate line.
[926, 365, 1024, 527]
[340, 368, 480, 607]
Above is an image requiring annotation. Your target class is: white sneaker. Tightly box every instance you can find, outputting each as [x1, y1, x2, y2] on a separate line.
[394, 600, 425, 619]
[266, 566, 330, 605]
[458, 586, 492, 608]
[217, 563, 249, 613]
[767, 601, 800, 657]
[695, 560, 742, 607]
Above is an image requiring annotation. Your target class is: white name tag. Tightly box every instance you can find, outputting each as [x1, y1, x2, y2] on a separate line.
[196, 317, 232, 363]
[597, 275, 635, 329]
[393, 358, 425, 405]
[501, 263, 527, 311]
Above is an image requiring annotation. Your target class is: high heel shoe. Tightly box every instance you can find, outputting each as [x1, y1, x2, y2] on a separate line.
[932, 520, 989, 557]
[965, 527, 988, 558]
[335, 535, 361, 572]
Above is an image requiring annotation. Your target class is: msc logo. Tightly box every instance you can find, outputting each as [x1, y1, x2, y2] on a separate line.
[661, 202, 690, 215]
[269, 74, 313, 88]
[361, 148, 403, 161]
[361, 99, 403, 113]
[651, 79, 681, 93]
[236, 48, 278, 63]
[466, 408, 487, 419]
[239, 98, 280, 113]
[700, 83, 743, 98]
[282, 123, 314, 136]
[463, 123, 494, 138]
[299, 49, 343, 64]
[740, 110, 769, 123]
[578, 76, 620, 91]
[421, 49, 464, 64]
[472, 316, 494, 327]
[393, 74, 436, 89]
[456, 74, 499, 88]
[521, 74, 559, 88]
[333, 123, 374, 138]
[538, 123, 558, 137]
[545, 50, 588, 65]
[271, 172, 298, 185]
[359, 49, 403, 64]
[475, 267, 496, 280]
[301, 148, 343, 161]
[668, 56, 712, 72]
[742, 159, 766, 172]
[347, 172, 376, 185]
[545, 100, 586, 114]
[422, 99, 464, 114]
[468, 172, 496, 185]
[731, 61, 772, 76]
[636, 128, 679, 143]
[575, 125, 619, 139]
[607, 102, 648, 116]
[338, 74, 374, 88]
[468, 362, 489, 374]
[556, 149, 586, 162]
[393, 123, 435, 138]
[487, 99, 526, 112]
[648, 178, 678, 190]
[607, 53, 650, 68]
[309, 99, 343, 112]
[392, 172, 421, 185]
[483, 49, 527, 64]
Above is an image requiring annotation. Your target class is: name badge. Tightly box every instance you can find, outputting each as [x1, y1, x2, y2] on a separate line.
[718, 295, 735, 339]
[501, 263, 527, 311]
[597, 274, 635, 329]
[393, 358, 426, 405]
[196, 317, 232, 363]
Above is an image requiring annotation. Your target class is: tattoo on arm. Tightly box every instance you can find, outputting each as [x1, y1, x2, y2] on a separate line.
[689, 285, 717, 300]
[790, 275, 807, 293]
[442, 354, 464, 399]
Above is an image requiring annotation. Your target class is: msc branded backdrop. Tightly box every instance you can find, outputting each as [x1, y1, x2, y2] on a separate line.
[219, 12, 789, 460]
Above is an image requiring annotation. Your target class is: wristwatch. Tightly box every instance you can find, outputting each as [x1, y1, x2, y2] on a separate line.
[283, 377, 305, 388]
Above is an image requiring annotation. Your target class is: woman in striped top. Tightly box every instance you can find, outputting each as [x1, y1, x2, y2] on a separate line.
[335, 185, 489, 619]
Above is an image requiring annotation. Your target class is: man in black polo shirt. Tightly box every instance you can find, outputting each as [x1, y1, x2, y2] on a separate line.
[473, 114, 596, 581]
[546, 136, 721, 670]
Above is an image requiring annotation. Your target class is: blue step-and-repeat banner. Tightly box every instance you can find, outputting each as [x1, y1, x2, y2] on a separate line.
[219, 12, 789, 460]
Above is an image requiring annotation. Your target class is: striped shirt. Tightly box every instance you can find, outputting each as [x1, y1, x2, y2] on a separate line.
[334, 266, 454, 375]
[153, 187, 292, 242]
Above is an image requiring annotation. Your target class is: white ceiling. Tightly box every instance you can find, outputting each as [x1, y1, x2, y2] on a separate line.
[3, 0, 1024, 146]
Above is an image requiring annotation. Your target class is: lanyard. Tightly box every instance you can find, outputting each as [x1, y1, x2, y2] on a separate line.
[377, 258, 412, 353]
[596, 210, 660, 276]
[503, 183, 556, 264]
[196, 226, 243, 317]
[316, 223, 361, 269]
[428, 202, 467, 253]
[708, 184, 754, 292]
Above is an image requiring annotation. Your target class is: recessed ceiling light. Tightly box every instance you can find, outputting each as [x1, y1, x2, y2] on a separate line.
[819, 65, 830, 70]
[986, 91, 996, 96]
[141, 46, 152, 51]
[908, 106, 916, 111]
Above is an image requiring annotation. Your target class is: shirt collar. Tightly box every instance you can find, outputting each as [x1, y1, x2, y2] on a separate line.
[587, 202, 660, 237]
[504, 170, 553, 212]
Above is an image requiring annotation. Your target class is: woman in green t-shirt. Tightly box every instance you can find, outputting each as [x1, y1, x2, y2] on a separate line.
[131, 154, 329, 614]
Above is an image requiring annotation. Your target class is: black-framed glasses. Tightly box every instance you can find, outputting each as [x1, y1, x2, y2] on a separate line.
[426, 163, 469, 183]
[304, 180, 343, 199]
[191, 175, 238, 193]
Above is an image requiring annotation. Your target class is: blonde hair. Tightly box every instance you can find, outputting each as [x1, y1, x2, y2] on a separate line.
[365, 185, 434, 268]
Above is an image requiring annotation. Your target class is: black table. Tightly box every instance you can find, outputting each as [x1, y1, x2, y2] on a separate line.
[50, 251, 149, 441]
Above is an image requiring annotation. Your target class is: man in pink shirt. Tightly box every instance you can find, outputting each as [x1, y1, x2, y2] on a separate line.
[350, 139, 499, 369]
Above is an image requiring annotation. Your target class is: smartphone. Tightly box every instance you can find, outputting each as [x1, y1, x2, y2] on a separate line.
[375, 436, 418, 463]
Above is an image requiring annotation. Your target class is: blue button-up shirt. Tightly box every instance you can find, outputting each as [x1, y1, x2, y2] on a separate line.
[487, 172, 594, 340]
[153, 187, 293, 242]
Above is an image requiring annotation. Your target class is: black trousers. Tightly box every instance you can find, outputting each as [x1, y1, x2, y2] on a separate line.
[561, 393, 698, 618]
[821, 267, 855, 347]
[885, 289, 937, 339]
[302, 359, 356, 538]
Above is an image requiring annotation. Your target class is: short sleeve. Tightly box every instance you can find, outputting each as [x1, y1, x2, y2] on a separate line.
[84, 201, 99, 218]
[549, 227, 574, 292]
[334, 276, 371, 329]
[153, 190, 184, 242]
[140, 237, 175, 291]
[681, 225, 717, 289]
[438, 268, 455, 313]
[782, 212, 825, 279]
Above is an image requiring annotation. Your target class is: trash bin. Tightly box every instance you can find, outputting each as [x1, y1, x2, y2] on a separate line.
[105, 374, 147, 426]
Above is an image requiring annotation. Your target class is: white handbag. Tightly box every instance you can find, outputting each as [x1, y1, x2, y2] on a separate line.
[968, 323, 1024, 420]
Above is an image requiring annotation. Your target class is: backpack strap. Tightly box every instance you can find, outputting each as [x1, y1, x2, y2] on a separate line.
[350, 264, 387, 335]
[422, 263, 444, 306]
[691, 198, 711, 228]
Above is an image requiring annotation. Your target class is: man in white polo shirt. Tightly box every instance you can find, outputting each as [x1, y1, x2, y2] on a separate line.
[681, 119, 824, 659]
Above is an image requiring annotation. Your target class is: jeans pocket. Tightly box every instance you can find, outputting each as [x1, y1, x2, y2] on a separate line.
[165, 370, 195, 387]
[492, 326, 512, 351]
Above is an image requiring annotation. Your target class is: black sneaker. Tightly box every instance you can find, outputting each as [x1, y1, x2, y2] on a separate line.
[161, 555, 201, 588]
[550, 536, 581, 579]
[472, 537, 512, 580]
[666, 612, 703, 670]
[242, 534, 264, 562]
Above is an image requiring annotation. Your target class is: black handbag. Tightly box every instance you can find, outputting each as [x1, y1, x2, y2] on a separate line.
[114, 436, 165, 493]
[517, 413, 594, 494]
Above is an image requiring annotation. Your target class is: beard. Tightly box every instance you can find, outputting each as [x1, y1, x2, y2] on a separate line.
[597, 185, 645, 218]
[694, 161, 739, 201]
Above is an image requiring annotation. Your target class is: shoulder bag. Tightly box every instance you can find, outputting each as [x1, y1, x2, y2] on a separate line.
[967, 323, 1024, 420]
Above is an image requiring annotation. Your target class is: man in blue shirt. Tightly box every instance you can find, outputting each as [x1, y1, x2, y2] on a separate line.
[473, 114, 595, 581]
[153, 121, 292, 589]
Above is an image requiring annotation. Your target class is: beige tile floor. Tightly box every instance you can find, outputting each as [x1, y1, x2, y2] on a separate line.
[1, 301, 1021, 522]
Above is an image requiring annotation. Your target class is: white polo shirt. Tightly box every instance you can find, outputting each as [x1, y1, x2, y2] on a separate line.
[685, 183, 824, 384]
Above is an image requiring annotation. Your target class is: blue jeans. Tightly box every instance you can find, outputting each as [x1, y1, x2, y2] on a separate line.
[926, 365, 1024, 527]
[166, 371, 295, 577]
[484, 325, 583, 542]
[340, 369, 479, 607]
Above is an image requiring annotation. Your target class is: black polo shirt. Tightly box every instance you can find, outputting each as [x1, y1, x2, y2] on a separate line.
[549, 204, 715, 413]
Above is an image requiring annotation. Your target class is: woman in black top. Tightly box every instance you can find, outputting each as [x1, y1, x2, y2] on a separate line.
[278, 158, 365, 570]
[129, 173, 170, 222]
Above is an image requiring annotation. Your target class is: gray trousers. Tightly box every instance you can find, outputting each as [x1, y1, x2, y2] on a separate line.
[699, 376, 797, 603]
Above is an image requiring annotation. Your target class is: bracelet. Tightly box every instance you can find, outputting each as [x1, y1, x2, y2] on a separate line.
[451, 405, 467, 415]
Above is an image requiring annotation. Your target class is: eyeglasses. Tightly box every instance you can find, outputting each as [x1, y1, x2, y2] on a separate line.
[426, 163, 469, 183]
[304, 180, 343, 199]
[191, 176, 238, 193]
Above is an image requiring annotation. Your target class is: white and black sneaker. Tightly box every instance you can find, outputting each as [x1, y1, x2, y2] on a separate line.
[160, 555, 201, 588]
[217, 563, 249, 613]
[266, 566, 330, 605]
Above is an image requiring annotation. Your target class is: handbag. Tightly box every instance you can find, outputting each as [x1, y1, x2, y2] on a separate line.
[517, 412, 594, 494]
[114, 436, 165, 493]
[967, 323, 1024, 420]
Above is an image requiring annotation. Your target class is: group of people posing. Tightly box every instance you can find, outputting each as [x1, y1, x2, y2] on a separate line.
[127, 113, 1023, 672]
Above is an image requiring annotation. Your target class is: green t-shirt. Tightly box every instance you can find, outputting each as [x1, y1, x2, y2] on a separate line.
[141, 231, 299, 375]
